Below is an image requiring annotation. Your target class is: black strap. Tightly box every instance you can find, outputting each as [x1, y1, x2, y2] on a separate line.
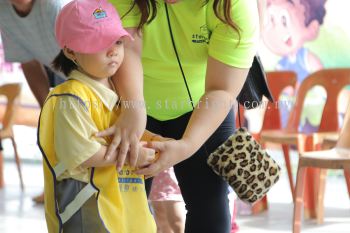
[237, 104, 242, 128]
[164, 3, 213, 157]
[164, 3, 195, 110]
[165, 3, 242, 129]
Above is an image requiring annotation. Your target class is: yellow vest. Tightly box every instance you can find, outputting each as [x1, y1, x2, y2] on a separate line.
[38, 80, 156, 233]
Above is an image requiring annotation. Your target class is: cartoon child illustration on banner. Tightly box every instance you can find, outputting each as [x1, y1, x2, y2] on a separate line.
[261, 0, 327, 131]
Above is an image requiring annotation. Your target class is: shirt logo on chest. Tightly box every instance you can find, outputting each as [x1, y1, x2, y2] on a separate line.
[192, 25, 209, 44]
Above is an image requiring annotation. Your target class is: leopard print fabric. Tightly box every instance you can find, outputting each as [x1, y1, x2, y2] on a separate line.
[207, 127, 281, 204]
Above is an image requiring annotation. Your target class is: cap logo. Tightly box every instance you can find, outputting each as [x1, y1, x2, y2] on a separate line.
[93, 7, 107, 19]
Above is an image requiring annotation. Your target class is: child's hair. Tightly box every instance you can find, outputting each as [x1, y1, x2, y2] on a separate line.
[52, 50, 77, 76]
[287, 0, 327, 26]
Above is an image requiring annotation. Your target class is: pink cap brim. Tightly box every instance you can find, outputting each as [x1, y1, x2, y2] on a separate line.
[75, 28, 134, 54]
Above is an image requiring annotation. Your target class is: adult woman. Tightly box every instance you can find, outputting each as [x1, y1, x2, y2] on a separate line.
[103, 0, 259, 232]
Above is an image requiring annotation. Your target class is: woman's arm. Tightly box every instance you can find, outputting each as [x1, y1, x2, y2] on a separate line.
[181, 56, 248, 154]
[137, 56, 249, 177]
[96, 29, 146, 170]
[21, 60, 50, 108]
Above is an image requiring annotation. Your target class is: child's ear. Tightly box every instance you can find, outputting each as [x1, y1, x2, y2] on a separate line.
[63, 47, 77, 62]
[305, 20, 320, 41]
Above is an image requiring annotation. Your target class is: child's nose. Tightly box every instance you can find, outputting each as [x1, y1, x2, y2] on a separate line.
[108, 45, 118, 57]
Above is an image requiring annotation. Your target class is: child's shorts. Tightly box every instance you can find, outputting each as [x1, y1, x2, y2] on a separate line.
[149, 167, 183, 202]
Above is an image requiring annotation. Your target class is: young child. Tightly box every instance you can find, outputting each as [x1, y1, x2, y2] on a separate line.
[38, 0, 157, 232]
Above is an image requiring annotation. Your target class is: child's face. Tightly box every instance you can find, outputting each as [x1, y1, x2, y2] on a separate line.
[74, 40, 124, 80]
[262, 0, 318, 56]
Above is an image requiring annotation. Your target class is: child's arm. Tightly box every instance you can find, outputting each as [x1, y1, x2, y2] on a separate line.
[81, 145, 118, 168]
[81, 143, 156, 169]
[82, 130, 161, 169]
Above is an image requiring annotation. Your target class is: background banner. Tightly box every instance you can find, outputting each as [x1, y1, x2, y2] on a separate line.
[259, 0, 350, 131]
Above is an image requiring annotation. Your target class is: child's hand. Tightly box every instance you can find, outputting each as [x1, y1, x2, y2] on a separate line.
[136, 139, 189, 179]
[136, 142, 157, 168]
[135, 134, 173, 168]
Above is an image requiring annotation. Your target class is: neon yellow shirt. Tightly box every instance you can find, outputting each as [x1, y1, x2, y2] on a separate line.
[112, 0, 259, 120]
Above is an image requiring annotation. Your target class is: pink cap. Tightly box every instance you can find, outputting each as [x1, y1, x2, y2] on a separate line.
[55, 0, 133, 54]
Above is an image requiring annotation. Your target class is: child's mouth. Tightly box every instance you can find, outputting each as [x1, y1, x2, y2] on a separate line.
[284, 35, 292, 47]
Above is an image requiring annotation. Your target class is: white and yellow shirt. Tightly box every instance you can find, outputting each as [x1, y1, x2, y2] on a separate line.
[38, 70, 156, 233]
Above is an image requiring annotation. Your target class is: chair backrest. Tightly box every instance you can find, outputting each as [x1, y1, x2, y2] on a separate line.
[261, 71, 297, 130]
[235, 104, 245, 128]
[286, 68, 350, 132]
[336, 102, 350, 149]
[236, 71, 297, 130]
[0, 83, 22, 131]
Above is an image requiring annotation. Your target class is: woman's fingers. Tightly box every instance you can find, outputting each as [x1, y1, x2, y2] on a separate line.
[147, 141, 164, 151]
[128, 135, 140, 167]
[117, 138, 129, 171]
[105, 128, 121, 160]
[146, 148, 156, 163]
[136, 163, 159, 177]
[95, 125, 116, 137]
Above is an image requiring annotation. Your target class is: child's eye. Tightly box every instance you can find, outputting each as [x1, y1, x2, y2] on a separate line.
[282, 15, 287, 27]
[280, 10, 289, 28]
[116, 40, 123, 45]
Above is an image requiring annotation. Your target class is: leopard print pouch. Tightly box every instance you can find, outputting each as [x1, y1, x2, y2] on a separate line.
[207, 127, 281, 204]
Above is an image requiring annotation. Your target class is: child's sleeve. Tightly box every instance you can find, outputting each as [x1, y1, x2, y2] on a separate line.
[54, 96, 102, 170]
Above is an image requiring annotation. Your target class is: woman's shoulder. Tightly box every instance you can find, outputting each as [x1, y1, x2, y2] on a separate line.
[110, 0, 140, 28]
[207, 0, 259, 68]
[206, 0, 258, 23]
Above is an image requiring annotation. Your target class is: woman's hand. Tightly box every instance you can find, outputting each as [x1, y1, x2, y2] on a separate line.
[135, 139, 192, 178]
[96, 108, 145, 171]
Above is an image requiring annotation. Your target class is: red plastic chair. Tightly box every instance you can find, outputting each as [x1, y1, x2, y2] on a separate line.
[293, 102, 350, 233]
[236, 71, 297, 129]
[252, 71, 297, 213]
[260, 68, 350, 218]
[0, 83, 24, 190]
